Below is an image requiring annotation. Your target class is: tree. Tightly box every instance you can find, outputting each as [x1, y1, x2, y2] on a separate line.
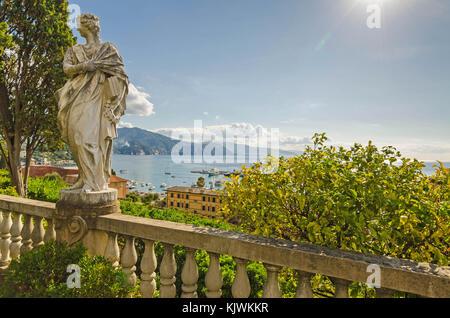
[220, 133, 449, 266]
[196, 177, 205, 188]
[0, 0, 74, 196]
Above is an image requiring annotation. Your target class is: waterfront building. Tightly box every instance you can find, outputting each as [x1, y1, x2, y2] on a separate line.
[166, 186, 223, 219]
[109, 175, 130, 199]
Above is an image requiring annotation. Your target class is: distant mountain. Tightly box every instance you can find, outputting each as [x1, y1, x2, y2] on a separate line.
[114, 127, 179, 155]
[114, 127, 299, 157]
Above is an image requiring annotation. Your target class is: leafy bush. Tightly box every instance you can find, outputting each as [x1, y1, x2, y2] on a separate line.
[0, 241, 135, 298]
[219, 133, 449, 297]
[43, 172, 64, 182]
[120, 201, 238, 231]
[141, 193, 160, 204]
[0, 169, 12, 188]
[27, 175, 67, 203]
[125, 192, 140, 202]
[0, 186, 19, 197]
[220, 133, 449, 266]
[0, 169, 67, 202]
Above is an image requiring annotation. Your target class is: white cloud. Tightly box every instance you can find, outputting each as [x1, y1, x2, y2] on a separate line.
[126, 84, 155, 117]
[394, 143, 450, 162]
[280, 117, 306, 125]
[279, 136, 312, 147]
[117, 121, 134, 129]
[153, 122, 311, 151]
[308, 103, 322, 109]
[320, 138, 450, 162]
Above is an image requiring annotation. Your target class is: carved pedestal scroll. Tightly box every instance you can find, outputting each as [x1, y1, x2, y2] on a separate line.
[55, 188, 120, 256]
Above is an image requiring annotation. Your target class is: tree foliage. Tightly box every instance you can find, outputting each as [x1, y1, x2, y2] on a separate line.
[0, 0, 74, 196]
[220, 133, 449, 266]
[197, 177, 205, 188]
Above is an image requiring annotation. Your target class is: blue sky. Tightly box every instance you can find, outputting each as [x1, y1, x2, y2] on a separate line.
[69, 0, 450, 161]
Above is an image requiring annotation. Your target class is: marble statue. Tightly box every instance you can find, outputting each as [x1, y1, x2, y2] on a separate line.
[56, 14, 129, 193]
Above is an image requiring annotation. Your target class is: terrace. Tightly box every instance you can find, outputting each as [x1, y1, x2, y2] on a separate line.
[0, 194, 449, 298]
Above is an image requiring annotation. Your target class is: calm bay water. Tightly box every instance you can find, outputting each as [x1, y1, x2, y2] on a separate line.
[112, 155, 246, 193]
[111, 155, 449, 194]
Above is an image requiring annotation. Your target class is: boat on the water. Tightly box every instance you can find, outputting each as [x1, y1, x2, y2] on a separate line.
[191, 168, 228, 176]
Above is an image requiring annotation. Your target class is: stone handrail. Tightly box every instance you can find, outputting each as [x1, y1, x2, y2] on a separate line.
[97, 213, 450, 298]
[0, 195, 56, 267]
[0, 195, 55, 219]
[0, 194, 449, 298]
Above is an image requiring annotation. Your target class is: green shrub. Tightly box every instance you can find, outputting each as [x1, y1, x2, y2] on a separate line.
[43, 172, 63, 182]
[0, 186, 18, 197]
[221, 133, 449, 266]
[125, 193, 140, 203]
[0, 169, 67, 202]
[0, 169, 12, 189]
[60, 256, 137, 298]
[27, 175, 67, 203]
[120, 201, 238, 231]
[0, 241, 135, 298]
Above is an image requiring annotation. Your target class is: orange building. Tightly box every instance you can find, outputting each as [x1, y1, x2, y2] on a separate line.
[109, 175, 130, 199]
[166, 186, 222, 219]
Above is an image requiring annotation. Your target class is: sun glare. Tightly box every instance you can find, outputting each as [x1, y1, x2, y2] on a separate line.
[358, 0, 390, 5]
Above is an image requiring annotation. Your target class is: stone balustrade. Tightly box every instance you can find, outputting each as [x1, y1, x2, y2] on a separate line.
[0, 195, 56, 269]
[0, 194, 449, 298]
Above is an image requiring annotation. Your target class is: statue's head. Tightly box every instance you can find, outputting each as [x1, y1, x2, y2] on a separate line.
[76, 14, 100, 38]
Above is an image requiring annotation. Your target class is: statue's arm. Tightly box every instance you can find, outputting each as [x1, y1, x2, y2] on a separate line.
[63, 48, 93, 77]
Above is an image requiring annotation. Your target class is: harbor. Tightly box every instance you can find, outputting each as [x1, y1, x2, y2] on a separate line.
[114, 155, 245, 194]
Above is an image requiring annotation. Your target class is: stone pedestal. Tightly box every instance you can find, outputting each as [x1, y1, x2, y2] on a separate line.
[55, 188, 120, 256]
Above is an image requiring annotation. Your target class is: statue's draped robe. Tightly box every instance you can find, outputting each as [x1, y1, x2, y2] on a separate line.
[56, 42, 129, 191]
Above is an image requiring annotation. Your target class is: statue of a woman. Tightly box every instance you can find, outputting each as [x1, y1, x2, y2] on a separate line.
[56, 14, 129, 193]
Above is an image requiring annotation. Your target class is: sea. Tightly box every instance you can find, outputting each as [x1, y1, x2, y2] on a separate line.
[111, 155, 450, 194]
[112, 155, 245, 193]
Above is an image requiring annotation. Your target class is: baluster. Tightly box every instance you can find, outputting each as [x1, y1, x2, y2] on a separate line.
[205, 252, 223, 298]
[0, 211, 13, 268]
[295, 271, 314, 298]
[332, 277, 351, 298]
[231, 257, 251, 298]
[9, 212, 23, 260]
[181, 248, 199, 298]
[376, 288, 395, 298]
[43, 218, 56, 242]
[31, 216, 44, 250]
[262, 264, 282, 298]
[120, 236, 137, 287]
[0, 212, 2, 261]
[160, 243, 177, 298]
[104, 232, 120, 268]
[20, 215, 33, 254]
[140, 239, 157, 298]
